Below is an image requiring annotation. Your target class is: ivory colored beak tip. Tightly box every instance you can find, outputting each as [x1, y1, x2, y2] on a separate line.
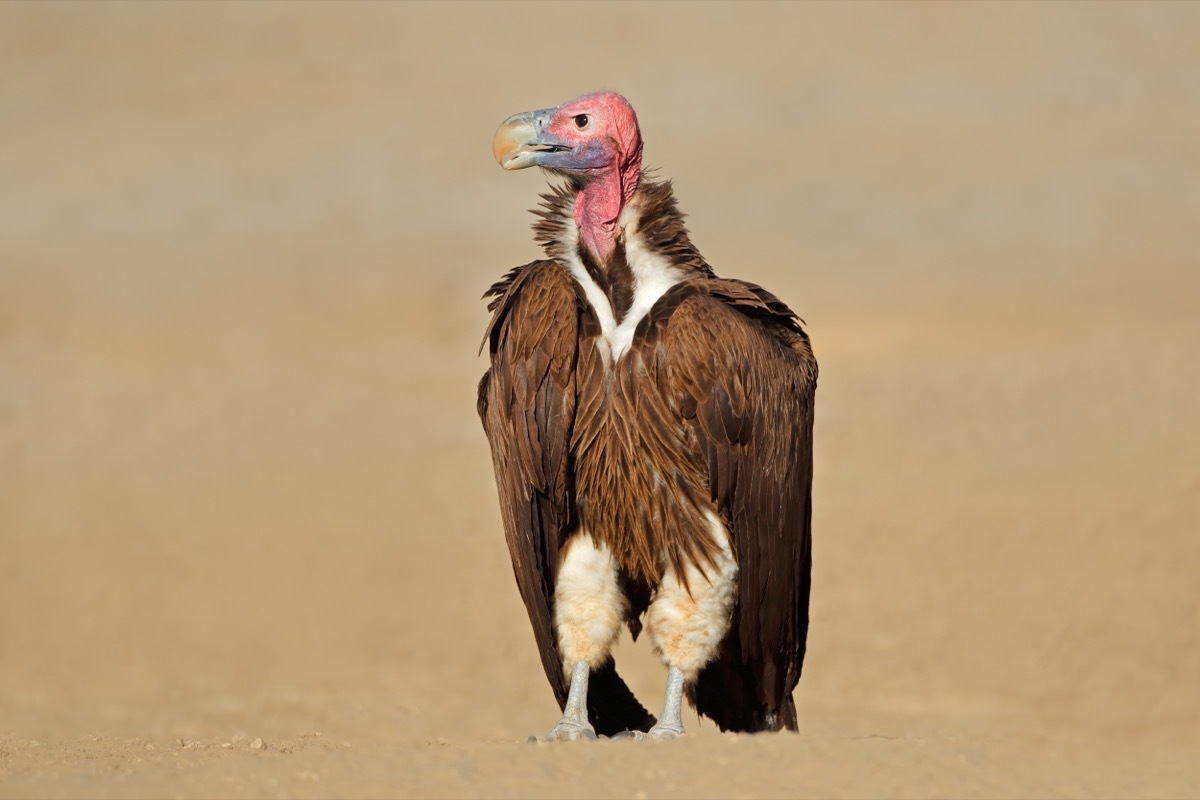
[492, 112, 538, 170]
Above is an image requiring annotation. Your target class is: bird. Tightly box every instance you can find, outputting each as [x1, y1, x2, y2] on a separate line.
[478, 91, 817, 741]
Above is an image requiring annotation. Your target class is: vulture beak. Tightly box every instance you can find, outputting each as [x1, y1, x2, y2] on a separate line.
[492, 108, 569, 171]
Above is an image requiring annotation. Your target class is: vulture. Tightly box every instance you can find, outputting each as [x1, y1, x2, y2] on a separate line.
[478, 91, 817, 741]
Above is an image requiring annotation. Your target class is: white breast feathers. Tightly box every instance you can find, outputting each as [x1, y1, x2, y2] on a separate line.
[562, 203, 685, 362]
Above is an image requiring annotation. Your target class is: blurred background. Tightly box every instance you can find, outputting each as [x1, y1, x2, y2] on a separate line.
[1, 2, 1198, 794]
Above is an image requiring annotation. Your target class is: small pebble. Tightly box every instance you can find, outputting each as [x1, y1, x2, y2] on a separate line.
[251, 737, 264, 750]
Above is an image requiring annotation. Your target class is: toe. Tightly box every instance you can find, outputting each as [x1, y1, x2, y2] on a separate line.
[527, 721, 598, 743]
[611, 726, 682, 741]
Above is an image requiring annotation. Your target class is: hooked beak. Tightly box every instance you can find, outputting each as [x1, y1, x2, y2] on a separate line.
[492, 108, 568, 170]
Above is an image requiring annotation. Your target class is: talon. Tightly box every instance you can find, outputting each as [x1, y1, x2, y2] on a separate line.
[611, 724, 682, 741]
[648, 726, 682, 740]
[527, 717, 598, 743]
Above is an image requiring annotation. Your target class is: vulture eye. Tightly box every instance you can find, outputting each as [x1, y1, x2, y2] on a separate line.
[573, 114, 589, 129]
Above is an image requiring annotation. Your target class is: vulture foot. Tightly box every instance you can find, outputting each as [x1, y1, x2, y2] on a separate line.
[613, 665, 687, 741]
[612, 722, 683, 741]
[527, 661, 598, 744]
[527, 718, 599, 744]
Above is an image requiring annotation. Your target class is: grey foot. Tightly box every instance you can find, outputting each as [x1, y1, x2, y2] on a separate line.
[612, 722, 684, 741]
[527, 718, 599, 744]
[614, 665, 687, 741]
[527, 662, 600, 743]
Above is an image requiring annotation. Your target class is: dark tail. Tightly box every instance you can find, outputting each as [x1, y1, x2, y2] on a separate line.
[690, 640, 801, 733]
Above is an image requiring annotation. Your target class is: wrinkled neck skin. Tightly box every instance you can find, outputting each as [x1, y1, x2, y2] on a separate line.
[574, 159, 641, 264]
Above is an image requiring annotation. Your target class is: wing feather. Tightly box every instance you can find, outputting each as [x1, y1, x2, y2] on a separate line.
[658, 278, 818, 732]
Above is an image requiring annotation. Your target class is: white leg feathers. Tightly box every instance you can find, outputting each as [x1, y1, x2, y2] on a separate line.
[549, 518, 737, 742]
[645, 512, 739, 682]
[554, 535, 626, 672]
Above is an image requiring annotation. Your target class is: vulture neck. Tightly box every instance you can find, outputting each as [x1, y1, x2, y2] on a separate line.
[573, 165, 638, 265]
[533, 172, 714, 358]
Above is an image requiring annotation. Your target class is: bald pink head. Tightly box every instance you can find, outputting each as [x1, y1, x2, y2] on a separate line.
[493, 91, 644, 262]
[549, 92, 642, 189]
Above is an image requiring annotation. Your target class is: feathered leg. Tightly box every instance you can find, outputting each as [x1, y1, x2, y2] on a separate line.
[530, 535, 627, 743]
[619, 513, 738, 740]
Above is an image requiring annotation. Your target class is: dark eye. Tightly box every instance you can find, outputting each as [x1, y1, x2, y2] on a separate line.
[573, 114, 589, 129]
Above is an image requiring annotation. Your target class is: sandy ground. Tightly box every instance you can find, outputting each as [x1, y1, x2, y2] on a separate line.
[2, 3, 1199, 798]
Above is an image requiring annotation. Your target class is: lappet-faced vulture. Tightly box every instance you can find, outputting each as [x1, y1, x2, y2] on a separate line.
[478, 91, 817, 741]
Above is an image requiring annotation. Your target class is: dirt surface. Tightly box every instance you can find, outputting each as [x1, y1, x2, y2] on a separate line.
[2, 3, 1199, 798]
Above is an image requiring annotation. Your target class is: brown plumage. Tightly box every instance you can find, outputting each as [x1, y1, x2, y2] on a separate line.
[478, 168, 817, 735]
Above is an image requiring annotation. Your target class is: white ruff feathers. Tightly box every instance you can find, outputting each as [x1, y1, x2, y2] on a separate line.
[561, 201, 685, 363]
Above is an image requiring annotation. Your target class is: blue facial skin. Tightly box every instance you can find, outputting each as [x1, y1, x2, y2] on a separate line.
[527, 108, 614, 173]
[536, 138, 612, 173]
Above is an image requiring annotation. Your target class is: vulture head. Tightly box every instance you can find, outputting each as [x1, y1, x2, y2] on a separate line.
[493, 91, 644, 262]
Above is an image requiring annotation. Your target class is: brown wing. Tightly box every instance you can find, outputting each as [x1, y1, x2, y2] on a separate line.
[656, 278, 817, 732]
[478, 260, 653, 736]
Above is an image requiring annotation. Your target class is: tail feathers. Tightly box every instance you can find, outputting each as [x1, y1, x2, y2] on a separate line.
[691, 656, 799, 733]
[586, 659, 656, 736]
[772, 696, 799, 732]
